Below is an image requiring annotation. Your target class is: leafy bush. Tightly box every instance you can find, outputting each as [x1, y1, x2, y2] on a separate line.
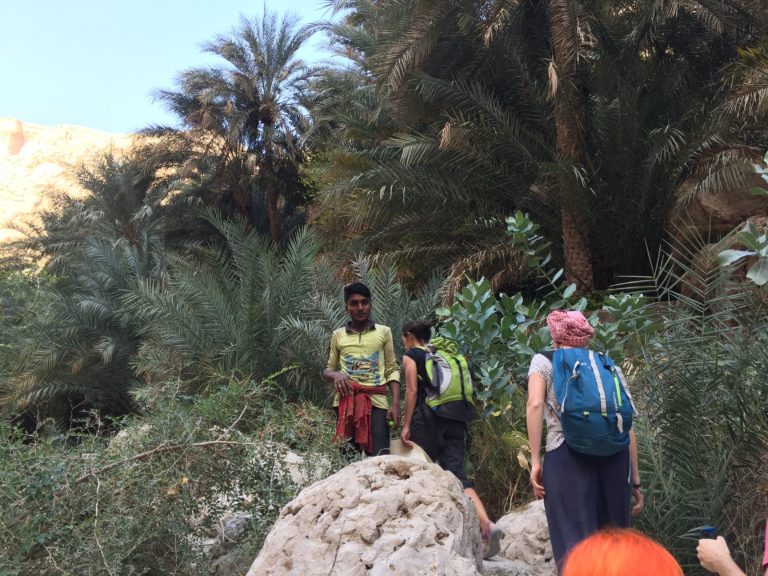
[628, 250, 768, 574]
[436, 278, 656, 414]
[0, 376, 344, 575]
[0, 267, 55, 389]
[4, 152, 172, 421]
[717, 219, 768, 286]
[5, 235, 164, 421]
[124, 212, 328, 403]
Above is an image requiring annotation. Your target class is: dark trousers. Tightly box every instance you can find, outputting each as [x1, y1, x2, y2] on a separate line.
[369, 407, 390, 456]
[410, 404, 473, 488]
[542, 443, 632, 573]
[335, 406, 390, 457]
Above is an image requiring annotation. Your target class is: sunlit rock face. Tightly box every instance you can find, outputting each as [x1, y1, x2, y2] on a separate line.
[246, 456, 484, 576]
[0, 118, 135, 242]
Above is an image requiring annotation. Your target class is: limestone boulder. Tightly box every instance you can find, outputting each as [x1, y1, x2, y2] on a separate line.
[482, 557, 543, 576]
[495, 500, 556, 576]
[670, 172, 768, 238]
[247, 456, 483, 576]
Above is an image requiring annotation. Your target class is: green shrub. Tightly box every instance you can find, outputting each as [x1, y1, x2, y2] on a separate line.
[0, 376, 345, 575]
[629, 281, 768, 574]
[468, 414, 531, 520]
[436, 277, 657, 415]
[0, 268, 55, 392]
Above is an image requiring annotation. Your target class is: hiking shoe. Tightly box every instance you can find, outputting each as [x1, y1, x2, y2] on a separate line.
[482, 523, 503, 560]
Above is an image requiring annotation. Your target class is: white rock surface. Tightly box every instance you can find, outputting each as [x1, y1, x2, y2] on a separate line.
[483, 557, 542, 576]
[495, 499, 556, 576]
[246, 456, 483, 576]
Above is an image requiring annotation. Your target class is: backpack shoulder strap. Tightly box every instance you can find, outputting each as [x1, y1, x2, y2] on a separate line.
[450, 353, 470, 405]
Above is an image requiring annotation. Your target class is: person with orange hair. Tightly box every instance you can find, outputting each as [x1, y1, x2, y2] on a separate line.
[562, 528, 683, 576]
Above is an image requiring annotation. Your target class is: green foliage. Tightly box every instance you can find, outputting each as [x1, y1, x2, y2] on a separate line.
[312, 0, 768, 290]
[717, 221, 768, 286]
[429, 272, 656, 530]
[153, 10, 316, 243]
[5, 153, 171, 420]
[751, 149, 768, 195]
[435, 277, 656, 414]
[717, 153, 768, 285]
[0, 268, 55, 387]
[0, 375, 344, 575]
[125, 211, 324, 401]
[610, 235, 768, 574]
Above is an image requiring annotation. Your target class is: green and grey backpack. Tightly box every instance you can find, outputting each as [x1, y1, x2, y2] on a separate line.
[424, 337, 476, 422]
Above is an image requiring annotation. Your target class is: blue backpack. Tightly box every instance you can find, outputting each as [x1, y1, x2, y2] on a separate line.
[544, 348, 637, 456]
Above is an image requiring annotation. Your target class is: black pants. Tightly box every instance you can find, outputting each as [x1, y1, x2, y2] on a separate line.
[410, 404, 473, 488]
[542, 443, 632, 573]
[336, 406, 390, 457]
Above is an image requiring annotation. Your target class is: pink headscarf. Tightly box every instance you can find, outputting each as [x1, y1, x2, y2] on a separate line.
[546, 310, 594, 348]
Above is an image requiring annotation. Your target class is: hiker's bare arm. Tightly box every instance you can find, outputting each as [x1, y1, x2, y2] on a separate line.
[400, 356, 418, 445]
[383, 329, 401, 425]
[323, 332, 352, 395]
[526, 372, 546, 499]
[383, 329, 400, 384]
[387, 380, 401, 427]
[629, 428, 643, 516]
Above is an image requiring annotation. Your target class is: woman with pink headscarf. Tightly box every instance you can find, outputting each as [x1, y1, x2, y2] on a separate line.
[525, 310, 643, 574]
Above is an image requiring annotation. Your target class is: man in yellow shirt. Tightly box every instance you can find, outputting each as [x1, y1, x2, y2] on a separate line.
[323, 282, 400, 456]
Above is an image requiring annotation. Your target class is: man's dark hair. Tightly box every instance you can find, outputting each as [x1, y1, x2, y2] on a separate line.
[344, 282, 371, 302]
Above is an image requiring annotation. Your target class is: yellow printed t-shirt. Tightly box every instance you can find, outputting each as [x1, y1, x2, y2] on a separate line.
[326, 322, 400, 410]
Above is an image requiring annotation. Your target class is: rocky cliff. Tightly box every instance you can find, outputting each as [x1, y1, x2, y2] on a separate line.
[0, 118, 135, 242]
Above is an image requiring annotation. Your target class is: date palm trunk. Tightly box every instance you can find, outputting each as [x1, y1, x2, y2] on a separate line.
[263, 140, 281, 245]
[548, 0, 594, 293]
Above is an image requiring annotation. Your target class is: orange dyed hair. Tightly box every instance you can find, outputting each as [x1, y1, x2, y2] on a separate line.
[563, 529, 683, 576]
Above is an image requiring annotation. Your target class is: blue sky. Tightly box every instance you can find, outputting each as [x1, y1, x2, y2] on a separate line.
[0, 1, 335, 133]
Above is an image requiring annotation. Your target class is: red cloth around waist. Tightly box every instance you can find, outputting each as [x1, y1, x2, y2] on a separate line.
[334, 382, 388, 454]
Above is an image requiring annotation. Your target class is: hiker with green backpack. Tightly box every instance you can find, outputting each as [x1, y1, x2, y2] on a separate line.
[399, 320, 503, 559]
[526, 310, 643, 574]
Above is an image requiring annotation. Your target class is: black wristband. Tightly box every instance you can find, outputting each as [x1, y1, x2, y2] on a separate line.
[632, 483, 642, 489]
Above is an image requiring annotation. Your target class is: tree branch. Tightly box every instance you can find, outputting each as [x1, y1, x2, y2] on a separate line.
[68, 440, 257, 487]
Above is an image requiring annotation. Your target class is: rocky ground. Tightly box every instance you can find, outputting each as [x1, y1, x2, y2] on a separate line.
[245, 455, 556, 576]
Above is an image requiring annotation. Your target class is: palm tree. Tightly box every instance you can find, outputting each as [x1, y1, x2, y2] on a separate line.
[621, 230, 768, 572]
[4, 152, 170, 420]
[154, 11, 316, 244]
[542, 0, 594, 291]
[309, 0, 555, 292]
[311, 0, 767, 292]
[122, 211, 326, 400]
